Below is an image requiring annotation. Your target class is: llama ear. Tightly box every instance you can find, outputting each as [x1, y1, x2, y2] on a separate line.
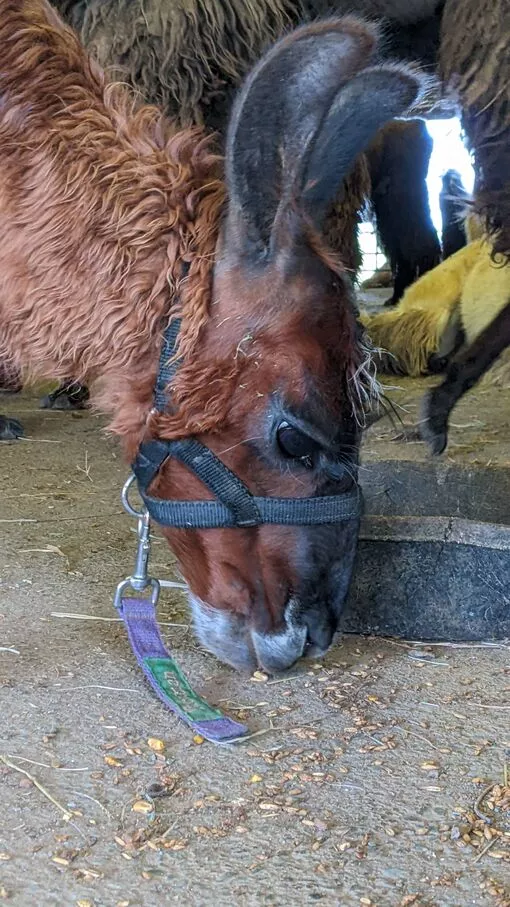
[224, 18, 380, 257]
[223, 18, 423, 259]
[298, 65, 423, 229]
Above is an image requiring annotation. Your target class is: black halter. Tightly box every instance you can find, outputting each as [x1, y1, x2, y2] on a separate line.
[132, 316, 362, 529]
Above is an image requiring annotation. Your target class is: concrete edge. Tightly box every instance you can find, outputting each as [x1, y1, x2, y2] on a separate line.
[359, 515, 510, 551]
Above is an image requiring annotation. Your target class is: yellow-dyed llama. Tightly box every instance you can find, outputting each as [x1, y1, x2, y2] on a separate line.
[361, 216, 510, 385]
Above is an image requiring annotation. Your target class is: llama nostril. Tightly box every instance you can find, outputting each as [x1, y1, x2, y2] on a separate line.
[301, 613, 336, 657]
[303, 638, 329, 659]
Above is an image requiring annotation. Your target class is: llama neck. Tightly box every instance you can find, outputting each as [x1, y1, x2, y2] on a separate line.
[92, 253, 180, 452]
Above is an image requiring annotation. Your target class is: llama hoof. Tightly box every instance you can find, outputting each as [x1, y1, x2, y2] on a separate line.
[39, 382, 90, 411]
[419, 390, 448, 455]
[0, 416, 24, 440]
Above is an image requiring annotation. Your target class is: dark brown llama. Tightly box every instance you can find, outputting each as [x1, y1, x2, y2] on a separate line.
[420, 300, 510, 455]
[439, 169, 470, 260]
[365, 117, 441, 306]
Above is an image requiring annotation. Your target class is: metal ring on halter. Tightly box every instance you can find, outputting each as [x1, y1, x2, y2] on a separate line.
[121, 473, 145, 519]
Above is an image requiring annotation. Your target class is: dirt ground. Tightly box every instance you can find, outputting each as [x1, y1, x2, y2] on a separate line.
[1, 378, 509, 907]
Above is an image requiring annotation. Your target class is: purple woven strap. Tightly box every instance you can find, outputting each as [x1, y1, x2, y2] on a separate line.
[117, 598, 248, 743]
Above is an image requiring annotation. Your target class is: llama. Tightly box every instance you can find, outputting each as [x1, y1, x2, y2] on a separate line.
[440, 0, 510, 263]
[365, 117, 441, 306]
[359, 213, 486, 377]
[360, 236, 484, 377]
[0, 1, 420, 671]
[440, 169, 470, 260]
[420, 300, 510, 454]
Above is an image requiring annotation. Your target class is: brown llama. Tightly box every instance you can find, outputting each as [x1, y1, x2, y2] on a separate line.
[0, 1, 421, 672]
[440, 0, 510, 263]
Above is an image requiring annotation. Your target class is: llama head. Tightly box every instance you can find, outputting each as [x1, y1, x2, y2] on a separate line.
[153, 18, 422, 671]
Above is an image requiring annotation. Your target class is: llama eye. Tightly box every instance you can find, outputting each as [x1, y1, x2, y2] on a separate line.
[276, 421, 320, 465]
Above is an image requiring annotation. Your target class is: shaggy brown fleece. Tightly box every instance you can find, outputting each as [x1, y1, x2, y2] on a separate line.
[440, 0, 510, 260]
[54, 0, 370, 272]
[324, 155, 371, 278]
[0, 0, 225, 448]
[52, 0, 306, 133]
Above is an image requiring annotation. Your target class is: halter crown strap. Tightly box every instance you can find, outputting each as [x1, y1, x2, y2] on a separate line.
[153, 316, 182, 411]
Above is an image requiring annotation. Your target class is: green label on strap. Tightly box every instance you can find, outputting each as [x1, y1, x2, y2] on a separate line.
[144, 656, 223, 723]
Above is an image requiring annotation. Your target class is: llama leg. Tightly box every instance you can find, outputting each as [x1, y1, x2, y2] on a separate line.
[39, 380, 90, 410]
[420, 299, 510, 454]
[426, 308, 464, 374]
[0, 355, 24, 438]
[384, 258, 415, 306]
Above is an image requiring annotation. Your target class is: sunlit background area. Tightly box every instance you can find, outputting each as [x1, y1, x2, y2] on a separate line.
[359, 117, 476, 282]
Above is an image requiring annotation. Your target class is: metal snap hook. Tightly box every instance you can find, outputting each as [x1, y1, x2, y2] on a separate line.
[115, 473, 188, 614]
[115, 473, 160, 610]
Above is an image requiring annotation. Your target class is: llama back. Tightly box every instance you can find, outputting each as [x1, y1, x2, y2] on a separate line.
[0, 0, 222, 398]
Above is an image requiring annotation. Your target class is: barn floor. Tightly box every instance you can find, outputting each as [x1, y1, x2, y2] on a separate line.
[1, 376, 510, 907]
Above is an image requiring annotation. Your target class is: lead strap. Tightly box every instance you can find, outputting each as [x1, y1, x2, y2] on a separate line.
[118, 597, 248, 743]
[114, 475, 249, 744]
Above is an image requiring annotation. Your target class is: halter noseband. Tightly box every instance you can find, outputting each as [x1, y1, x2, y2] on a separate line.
[132, 314, 362, 528]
